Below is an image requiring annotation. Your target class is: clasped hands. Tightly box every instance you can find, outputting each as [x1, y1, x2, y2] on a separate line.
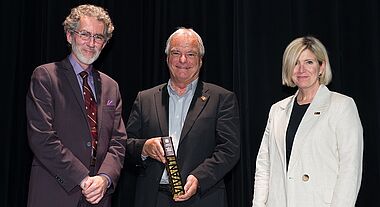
[142, 137, 199, 202]
[80, 175, 108, 204]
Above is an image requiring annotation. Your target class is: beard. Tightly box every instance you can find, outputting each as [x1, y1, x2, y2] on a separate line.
[71, 42, 101, 65]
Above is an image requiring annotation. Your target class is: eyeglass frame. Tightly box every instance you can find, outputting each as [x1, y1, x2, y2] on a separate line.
[71, 30, 107, 44]
[169, 50, 200, 60]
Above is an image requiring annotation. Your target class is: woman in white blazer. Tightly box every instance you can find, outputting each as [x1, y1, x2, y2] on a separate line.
[252, 36, 363, 207]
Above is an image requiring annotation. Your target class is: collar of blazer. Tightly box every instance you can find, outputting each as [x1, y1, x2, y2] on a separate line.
[61, 58, 102, 100]
[280, 84, 331, 170]
[60, 58, 103, 132]
[154, 81, 210, 144]
[279, 84, 330, 114]
[60, 58, 88, 118]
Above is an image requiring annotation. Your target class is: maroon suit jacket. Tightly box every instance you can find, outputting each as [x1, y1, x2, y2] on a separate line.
[26, 58, 127, 207]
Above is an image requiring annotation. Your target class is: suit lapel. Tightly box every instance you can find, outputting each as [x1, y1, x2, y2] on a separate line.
[179, 82, 209, 144]
[288, 85, 330, 170]
[60, 59, 89, 129]
[274, 95, 295, 170]
[154, 84, 169, 135]
[93, 70, 103, 134]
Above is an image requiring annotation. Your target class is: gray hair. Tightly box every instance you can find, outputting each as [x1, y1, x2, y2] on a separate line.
[63, 4, 114, 40]
[165, 27, 205, 57]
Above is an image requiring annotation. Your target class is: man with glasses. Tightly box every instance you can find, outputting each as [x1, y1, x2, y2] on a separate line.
[26, 4, 126, 207]
[126, 28, 241, 207]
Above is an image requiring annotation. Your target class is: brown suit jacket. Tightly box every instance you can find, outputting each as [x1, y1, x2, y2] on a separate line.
[126, 82, 240, 207]
[26, 58, 127, 207]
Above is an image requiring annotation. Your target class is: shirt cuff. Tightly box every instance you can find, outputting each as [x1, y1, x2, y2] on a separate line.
[98, 173, 112, 188]
[141, 154, 148, 161]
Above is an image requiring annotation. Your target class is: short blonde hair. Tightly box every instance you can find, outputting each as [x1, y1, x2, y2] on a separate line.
[282, 36, 332, 87]
[63, 4, 114, 41]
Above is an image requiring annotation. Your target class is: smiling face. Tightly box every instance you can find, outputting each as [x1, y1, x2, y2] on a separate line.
[166, 32, 203, 86]
[292, 49, 325, 91]
[66, 16, 106, 69]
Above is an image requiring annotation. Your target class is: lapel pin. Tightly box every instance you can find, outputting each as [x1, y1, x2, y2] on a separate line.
[314, 111, 321, 115]
[200, 96, 207, 102]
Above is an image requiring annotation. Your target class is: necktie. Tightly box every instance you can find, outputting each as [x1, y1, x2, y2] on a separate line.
[79, 71, 98, 167]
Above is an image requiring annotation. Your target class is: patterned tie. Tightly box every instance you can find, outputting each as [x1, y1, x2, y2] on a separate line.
[79, 71, 98, 167]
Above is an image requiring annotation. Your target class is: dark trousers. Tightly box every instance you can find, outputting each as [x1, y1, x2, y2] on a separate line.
[156, 184, 177, 207]
[77, 196, 92, 207]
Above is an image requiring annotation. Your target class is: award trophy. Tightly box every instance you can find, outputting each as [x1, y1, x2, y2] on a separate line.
[161, 136, 185, 198]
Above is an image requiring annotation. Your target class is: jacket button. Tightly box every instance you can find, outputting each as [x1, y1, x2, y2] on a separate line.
[86, 141, 91, 147]
[302, 174, 310, 182]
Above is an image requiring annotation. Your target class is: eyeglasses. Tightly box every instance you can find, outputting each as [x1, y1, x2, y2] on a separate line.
[170, 51, 199, 60]
[72, 30, 106, 44]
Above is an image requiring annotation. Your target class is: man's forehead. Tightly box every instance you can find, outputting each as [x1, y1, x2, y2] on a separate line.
[171, 36, 198, 48]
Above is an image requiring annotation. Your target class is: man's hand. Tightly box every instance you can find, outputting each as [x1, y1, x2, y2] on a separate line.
[80, 176, 91, 189]
[142, 137, 166, 163]
[80, 175, 108, 204]
[174, 175, 199, 202]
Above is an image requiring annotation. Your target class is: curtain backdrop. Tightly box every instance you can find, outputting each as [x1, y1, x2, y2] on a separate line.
[1, 0, 379, 206]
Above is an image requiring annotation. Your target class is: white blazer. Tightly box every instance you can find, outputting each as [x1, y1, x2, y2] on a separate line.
[253, 85, 363, 207]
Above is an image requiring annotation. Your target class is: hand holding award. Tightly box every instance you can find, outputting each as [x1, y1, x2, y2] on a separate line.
[161, 136, 185, 198]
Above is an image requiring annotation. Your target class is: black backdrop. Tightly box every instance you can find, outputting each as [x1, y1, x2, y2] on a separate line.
[1, 0, 379, 206]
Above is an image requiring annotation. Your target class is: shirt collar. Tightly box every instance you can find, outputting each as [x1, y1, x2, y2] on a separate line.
[167, 78, 198, 97]
[68, 54, 93, 75]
